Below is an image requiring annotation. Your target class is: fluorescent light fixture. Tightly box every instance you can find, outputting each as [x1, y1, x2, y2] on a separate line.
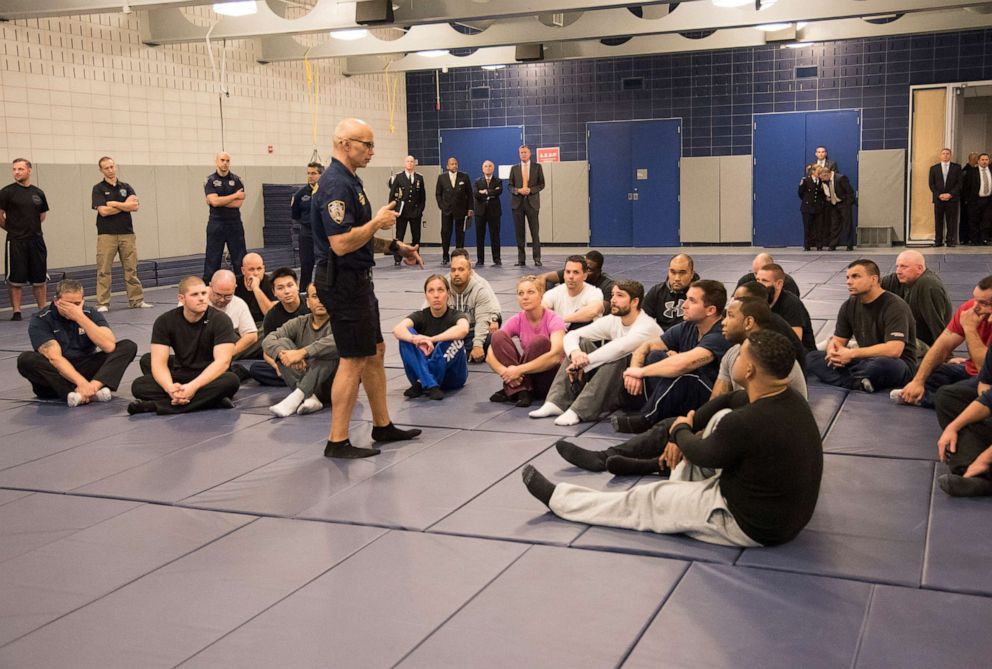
[756, 22, 792, 31]
[785, 42, 813, 49]
[212, 1, 257, 17]
[711, 0, 751, 7]
[482, 64, 506, 70]
[418, 50, 449, 58]
[331, 29, 369, 41]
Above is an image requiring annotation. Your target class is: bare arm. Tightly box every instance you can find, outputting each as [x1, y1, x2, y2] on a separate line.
[149, 343, 175, 392]
[232, 332, 258, 357]
[430, 318, 470, 343]
[37, 340, 89, 389]
[629, 339, 669, 368]
[328, 203, 398, 257]
[186, 343, 236, 394]
[636, 346, 715, 379]
[513, 329, 565, 375]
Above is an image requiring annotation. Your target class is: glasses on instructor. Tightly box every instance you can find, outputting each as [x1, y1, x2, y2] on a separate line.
[347, 138, 375, 151]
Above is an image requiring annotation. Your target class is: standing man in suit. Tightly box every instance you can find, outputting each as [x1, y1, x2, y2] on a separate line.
[813, 146, 837, 173]
[929, 148, 963, 247]
[434, 156, 473, 266]
[798, 164, 826, 251]
[966, 153, 992, 246]
[509, 145, 545, 267]
[960, 152, 980, 244]
[821, 167, 856, 251]
[388, 155, 426, 266]
[473, 160, 503, 266]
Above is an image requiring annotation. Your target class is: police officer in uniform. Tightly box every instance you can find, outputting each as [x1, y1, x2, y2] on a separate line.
[313, 118, 424, 459]
[388, 155, 426, 265]
[290, 161, 322, 292]
[203, 151, 247, 282]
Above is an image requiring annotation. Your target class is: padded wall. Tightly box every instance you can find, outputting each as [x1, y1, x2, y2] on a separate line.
[681, 157, 721, 243]
[720, 155, 753, 243]
[859, 149, 907, 242]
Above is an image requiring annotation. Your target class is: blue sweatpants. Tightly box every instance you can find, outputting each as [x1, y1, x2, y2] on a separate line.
[399, 335, 468, 390]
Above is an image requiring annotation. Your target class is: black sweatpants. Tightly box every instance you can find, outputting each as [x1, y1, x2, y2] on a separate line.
[17, 339, 137, 400]
[132, 353, 239, 414]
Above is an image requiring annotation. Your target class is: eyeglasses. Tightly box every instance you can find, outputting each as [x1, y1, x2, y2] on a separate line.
[347, 138, 375, 150]
[213, 293, 234, 302]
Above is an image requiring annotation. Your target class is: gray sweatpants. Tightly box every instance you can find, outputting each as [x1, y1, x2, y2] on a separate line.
[278, 358, 338, 401]
[548, 409, 761, 547]
[545, 340, 628, 421]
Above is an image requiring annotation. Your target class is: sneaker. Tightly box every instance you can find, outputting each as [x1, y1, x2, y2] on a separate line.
[94, 387, 112, 402]
[96, 305, 110, 313]
[860, 378, 875, 393]
[404, 383, 424, 398]
[132, 302, 153, 309]
[426, 386, 445, 400]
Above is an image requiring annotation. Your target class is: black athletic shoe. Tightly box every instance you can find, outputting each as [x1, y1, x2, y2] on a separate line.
[514, 390, 533, 408]
[426, 386, 445, 400]
[490, 389, 510, 403]
[10, 312, 22, 321]
[404, 382, 424, 398]
[127, 400, 157, 415]
[611, 414, 651, 434]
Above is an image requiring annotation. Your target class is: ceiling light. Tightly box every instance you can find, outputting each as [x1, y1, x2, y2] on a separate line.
[418, 50, 449, 58]
[212, 1, 256, 17]
[482, 64, 505, 70]
[785, 42, 812, 49]
[331, 29, 369, 41]
[711, 0, 751, 8]
[756, 22, 792, 31]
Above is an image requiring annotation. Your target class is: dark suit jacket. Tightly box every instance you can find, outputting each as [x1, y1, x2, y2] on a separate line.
[474, 175, 503, 217]
[962, 165, 992, 202]
[798, 176, 825, 214]
[435, 171, 473, 217]
[961, 164, 978, 201]
[508, 161, 545, 210]
[929, 162, 962, 203]
[813, 159, 838, 173]
[388, 171, 426, 220]
[828, 173, 855, 208]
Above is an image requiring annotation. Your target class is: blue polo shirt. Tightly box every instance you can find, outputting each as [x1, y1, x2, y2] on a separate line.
[291, 183, 316, 226]
[28, 303, 110, 362]
[204, 171, 245, 224]
[660, 318, 731, 385]
[311, 158, 374, 270]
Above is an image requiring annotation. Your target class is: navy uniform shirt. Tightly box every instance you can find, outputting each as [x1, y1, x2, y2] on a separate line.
[291, 184, 316, 224]
[204, 171, 245, 224]
[312, 158, 374, 270]
[28, 302, 110, 362]
[91, 180, 136, 235]
[660, 318, 732, 385]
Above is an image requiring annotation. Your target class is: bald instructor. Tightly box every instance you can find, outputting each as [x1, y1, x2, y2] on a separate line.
[203, 151, 247, 282]
[313, 118, 424, 459]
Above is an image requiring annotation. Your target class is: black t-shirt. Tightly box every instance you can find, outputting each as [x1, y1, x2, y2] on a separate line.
[204, 171, 245, 224]
[91, 180, 136, 235]
[235, 275, 275, 324]
[261, 299, 310, 337]
[642, 275, 699, 330]
[737, 272, 800, 297]
[673, 389, 823, 546]
[151, 306, 238, 375]
[835, 291, 918, 372]
[408, 307, 468, 338]
[771, 290, 816, 351]
[767, 313, 807, 372]
[0, 183, 49, 239]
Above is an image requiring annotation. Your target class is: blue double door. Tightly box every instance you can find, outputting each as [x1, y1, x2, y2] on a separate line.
[753, 110, 860, 247]
[437, 126, 523, 249]
[588, 119, 681, 247]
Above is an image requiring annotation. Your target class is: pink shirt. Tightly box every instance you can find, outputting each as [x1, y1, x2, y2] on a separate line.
[502, 308, 565, 350]
[946, 299, 992, 376]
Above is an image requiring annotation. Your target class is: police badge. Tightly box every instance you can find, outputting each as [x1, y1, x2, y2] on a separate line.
[328, 200, 346, 225]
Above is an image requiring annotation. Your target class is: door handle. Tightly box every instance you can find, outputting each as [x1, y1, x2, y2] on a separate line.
[627, 193, 633, 200]
[632, 193, 639, 201]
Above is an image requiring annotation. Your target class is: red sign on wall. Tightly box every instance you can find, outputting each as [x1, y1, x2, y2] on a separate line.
[536, 147, 560, 163]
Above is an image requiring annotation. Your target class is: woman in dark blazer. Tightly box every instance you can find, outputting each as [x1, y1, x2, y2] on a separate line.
[798, 164, 826, 251]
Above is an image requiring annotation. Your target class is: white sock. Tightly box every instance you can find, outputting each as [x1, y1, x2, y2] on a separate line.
[67, 392, 83, 408]
[270, 388, 305, 417]
[529, 402, 563, 419]
[94, 387, 112, 402]
[554, 409, 581, 426]
[296, 394, 323, 415]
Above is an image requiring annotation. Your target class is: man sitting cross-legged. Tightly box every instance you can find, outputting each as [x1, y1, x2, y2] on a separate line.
[891, 274, 992, 408]
[248, 267, 310, 386]
[934, 356, 992, 497]
[17, 278, 137, 406]
[128, 276, 240, 415]
[541, 255, 605, 330]
[807, 259, 917, 393]
[557, 297, 806, 477]
[612, 279, 731, 434]
[487, 275, 566, 408]
[394, 274, 470, 400]
[529, 280, 661, 426]
[266, 284, 339, 417]
[523, 330, 823, 547]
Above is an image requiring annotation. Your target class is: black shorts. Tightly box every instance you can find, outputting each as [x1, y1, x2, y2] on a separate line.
[314, 262, 383, 358]
[6, 237, 48, 286]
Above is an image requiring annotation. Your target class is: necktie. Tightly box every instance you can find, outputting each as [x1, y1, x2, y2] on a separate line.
[522, 162, 530, 187]
[450, 172, 456, 187]
[942, 164, 948, 182]
[982, 169, 989, 198]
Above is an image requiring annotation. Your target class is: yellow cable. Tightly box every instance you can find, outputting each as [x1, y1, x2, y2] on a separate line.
[304, 46, 320, 155]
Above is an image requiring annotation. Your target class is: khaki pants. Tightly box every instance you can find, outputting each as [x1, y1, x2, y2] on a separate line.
[96, 233, 144, 307]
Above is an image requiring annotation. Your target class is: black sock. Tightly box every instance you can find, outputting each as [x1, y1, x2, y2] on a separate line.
[555, 439, 607, 472]
[371, 423, 422, 442]
[938, 473, 992, 497]
[127, 400, 157, 415]
[606, 455, 662, 476]
[521, 464, 555, 507]
[324, 439, 381, 459]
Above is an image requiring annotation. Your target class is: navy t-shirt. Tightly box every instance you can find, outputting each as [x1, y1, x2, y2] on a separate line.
[28, 303, 109, 362]
[91, 180, 136, 235]
[660, 318, 731, 385]
[312, 158, 374, 269]
[204, 171, 245, 224]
